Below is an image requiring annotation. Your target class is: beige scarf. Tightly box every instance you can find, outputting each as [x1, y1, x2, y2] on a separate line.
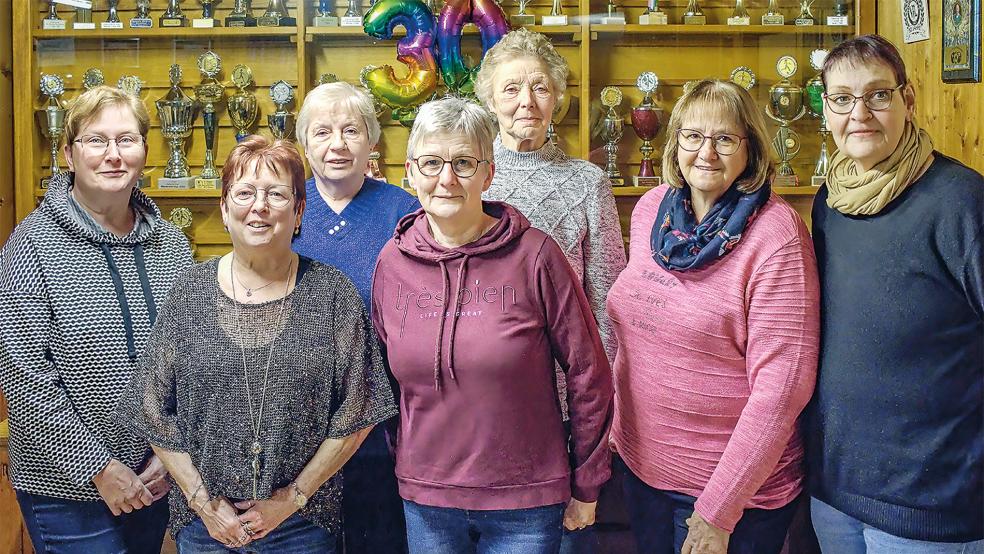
[826, 122, 935, 216]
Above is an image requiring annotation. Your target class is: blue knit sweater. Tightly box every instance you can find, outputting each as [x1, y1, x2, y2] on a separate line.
[807, 153, 984, 542]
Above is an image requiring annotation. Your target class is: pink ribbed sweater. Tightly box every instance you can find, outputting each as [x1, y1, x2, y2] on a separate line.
[607, 185, 819, 532]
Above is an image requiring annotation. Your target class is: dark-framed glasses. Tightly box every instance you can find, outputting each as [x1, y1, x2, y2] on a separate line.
[412, 155, 489, 178]
[228, 184, 293, 208]
[74, 134, 144, 155]
[676, 129, 746, 156]
[823, 84, 905, 114]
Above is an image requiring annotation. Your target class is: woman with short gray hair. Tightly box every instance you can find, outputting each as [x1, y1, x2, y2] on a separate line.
[371, 97, 614, 554]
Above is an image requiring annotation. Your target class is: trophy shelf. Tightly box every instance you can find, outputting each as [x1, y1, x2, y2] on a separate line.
[33, 188, 223, 199]
[306, 24, 581, 40]
[33, 27, 300, 39]
[590, 23, 855, 36]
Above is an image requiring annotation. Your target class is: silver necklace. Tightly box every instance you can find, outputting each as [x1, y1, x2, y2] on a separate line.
[230, 253, 293, 499]
[232, 263, 277, 297]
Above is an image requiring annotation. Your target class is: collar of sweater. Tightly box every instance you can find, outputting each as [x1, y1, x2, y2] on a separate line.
[493, 135, 567, 171]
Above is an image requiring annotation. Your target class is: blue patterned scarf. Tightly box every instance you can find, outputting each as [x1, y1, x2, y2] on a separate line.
[650, 183, 771, 271]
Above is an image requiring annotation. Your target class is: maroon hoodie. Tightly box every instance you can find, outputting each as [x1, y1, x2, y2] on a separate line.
[371, 202, 614, 510]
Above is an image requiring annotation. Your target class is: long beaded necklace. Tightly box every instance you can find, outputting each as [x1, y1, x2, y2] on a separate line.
[230, 253, 293, 499]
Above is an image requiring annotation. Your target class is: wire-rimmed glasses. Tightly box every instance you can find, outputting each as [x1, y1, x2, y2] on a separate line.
[823, 84, 905, 114]
[73, 134, 144, 155]
[676, 129, 747, 156]
[411, 155, 489, 178]
[228, 184, 293, 208]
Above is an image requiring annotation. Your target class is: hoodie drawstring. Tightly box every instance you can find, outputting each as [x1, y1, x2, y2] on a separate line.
[133, 244, 158, 325]
[433, 261, 451, 390]
[432, 255, 471, 390]
[100, 243, 157, 360]
[445, 255, 469, 383]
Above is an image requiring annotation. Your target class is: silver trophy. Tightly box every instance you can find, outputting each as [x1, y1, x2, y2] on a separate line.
[639, 0, 667, 24]
[805, 49, 830, 186]
[542, 0, 567, 25]
[229, 65, 258, 142]
[37, 74, 66, 188]
[193, 0, 221, 27]
[762, 0, 784, 24]
[130, 0, 154, 27]
[728, 0, 750, 24]
[599, 86, 624, 184]
[102, 0, 123, 28]
[683, 0, 705, 24]
[42, 1, 66, 29]
[268, 80, 296, 140]
[765, 56, 806, 186]
[314, 0, 340, 25]
[258, 0, 297, 25]
[341, 0, 363, 25]
[226, 0, 257, 25]
[194, 51, 225, 189]
[156, 65, 200, 189]
[511, 0, 535, 25]
[161, 0, 188, 26]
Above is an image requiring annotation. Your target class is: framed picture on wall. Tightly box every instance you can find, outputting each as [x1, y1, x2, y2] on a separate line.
[942, 0, 982, 82]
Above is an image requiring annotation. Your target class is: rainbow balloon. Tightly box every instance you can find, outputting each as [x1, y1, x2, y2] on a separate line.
[362, 0, 439, 110]
[436, 0, 510, 95]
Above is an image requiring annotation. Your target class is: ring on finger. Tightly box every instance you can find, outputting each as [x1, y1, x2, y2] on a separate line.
[242, 522, 255, 536]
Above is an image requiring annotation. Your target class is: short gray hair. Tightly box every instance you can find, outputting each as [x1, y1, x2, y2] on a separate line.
[407, 97, 497, 161]
[296, 81, 381, 149]
[474, 28, 569, 110]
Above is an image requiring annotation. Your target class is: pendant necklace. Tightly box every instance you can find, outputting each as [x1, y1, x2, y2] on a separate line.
[232, 262, 277, 297]
[231, 253, 293, 499]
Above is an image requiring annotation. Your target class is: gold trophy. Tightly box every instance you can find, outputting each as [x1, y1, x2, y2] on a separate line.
[542, 0, 567, 25]
[765, 55, 806, 186]
[762, 0, 784, 25]
[683, 0, 706, 25]
[37, 74, 66, 188]
[229, 64, 258, 142]
[169, 207, 196, 256]
[639, 0, 667, 25]
[510, 0, 535, 25]
[82, 68, 105, 91]
[117, 75, 144, 97]
[268, 80, 296, 140]
[600, 86, 624, 184]
[728, 0, 750, 25]
[156, 64, 200, 189]
[794, 0, 816, 25]
[194, 51, 225, 190]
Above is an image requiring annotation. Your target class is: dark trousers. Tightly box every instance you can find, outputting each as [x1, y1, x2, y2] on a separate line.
[403, 500, 566, 554]
[617, 457, 797, 554]
[16, 489, 168, 554]
[342, 424, 407, 553]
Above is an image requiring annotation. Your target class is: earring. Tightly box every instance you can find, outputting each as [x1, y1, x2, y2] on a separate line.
[294, 226, 301, 236]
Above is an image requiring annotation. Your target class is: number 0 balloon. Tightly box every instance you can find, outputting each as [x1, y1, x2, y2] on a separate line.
[437, 0, 510, 95]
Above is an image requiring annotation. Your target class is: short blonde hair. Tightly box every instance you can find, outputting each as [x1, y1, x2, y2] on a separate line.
[64, 85, 150, 145]
[296, 81, 381, 149]
[407, 97, 497, 161]
[661, 79, 774, 193]
[474, 28, 569, 110]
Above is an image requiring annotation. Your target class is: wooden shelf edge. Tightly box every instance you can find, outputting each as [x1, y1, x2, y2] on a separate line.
[33, 27, 298, 39]
[34, 187, 222, 198]
[612, 185, 655, 196]
[591, 23, 855, 35]
[773, 185, 821, 195]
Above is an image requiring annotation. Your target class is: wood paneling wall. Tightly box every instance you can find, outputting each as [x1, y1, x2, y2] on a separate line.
[0, 0, 12, 244]
[878, 3, 984, 174]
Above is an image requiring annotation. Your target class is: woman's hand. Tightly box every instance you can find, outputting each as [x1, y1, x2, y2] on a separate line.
[199, 496, 252, 548]
[234, 487, 298, 540]
[92, 458, 153, 516]
[563, 498, 598, 531]
[137, 455, 171, 502]
[681, 511, 730, 554]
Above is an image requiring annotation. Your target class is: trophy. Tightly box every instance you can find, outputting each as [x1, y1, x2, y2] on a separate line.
[73, 4, 95, 29]
[510, 0, 535, 26]
[729, 66, 756, 91]
[160, 0, 188, 26]
[765, 55, 806, 186]
[42, 1, 66, 30]
[229, 65, 258, 142]
[102, 0, 124, 28]
[728, 0, 750, 25]
[268, 80, 296, 140]
[226, 0, 257, 26]
[683, 0, 706, 25]
[805, 49, 830, 186]
[827, 0, 849, 25]
[542, 0, 567, 25]
[599, 86, 624, 184]
[601, 0, 626, 24]
[169, 207, 196, 254]
[340, 0, 363, 26]
[367, 149, 384, 180]
[118, 75, 144, 97]
[762, 0, 784, 25]
[37, 74, 66, 188]
[794, 0, 815, 25]
[82, 68, 105, 91]
[258, 0, 297, 25]
[314, 0, 340, 26]
[319, 72, 339, 84]
[193, 0, 221, 27]
[156, 64, 200, 189]
[638, 0, 667, 24]
[194, 52, 225, 189]
[630, 72, 662, 187]
[130, 0, 154, 27]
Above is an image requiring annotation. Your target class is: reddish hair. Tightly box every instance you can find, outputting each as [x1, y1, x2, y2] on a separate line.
[821, 34, 908, 89]
[221, 135, 306, 213]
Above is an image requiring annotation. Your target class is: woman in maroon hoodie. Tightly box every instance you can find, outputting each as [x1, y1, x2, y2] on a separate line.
[370, 97, 614, 554]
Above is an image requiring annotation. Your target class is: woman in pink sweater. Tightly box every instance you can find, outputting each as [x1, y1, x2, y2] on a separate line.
[606, 80, 820, 554]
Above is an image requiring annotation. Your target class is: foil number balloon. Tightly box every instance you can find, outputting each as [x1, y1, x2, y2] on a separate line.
[437, 0, 509, 95]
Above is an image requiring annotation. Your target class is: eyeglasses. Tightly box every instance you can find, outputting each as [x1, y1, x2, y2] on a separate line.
[823, 84, 904, 114]
[74, 134, 144, 155]
[411, 155, 489, 178]
[676, 129, 747, 156]
[228, 184, 294, 208]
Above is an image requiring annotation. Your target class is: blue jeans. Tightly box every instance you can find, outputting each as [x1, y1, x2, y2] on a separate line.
[617, 457, 797, 554]
[403, 500, 566, 554]
[16, 489, 168, 554]
[176, 513, 337, 554]
[811, 497, 984, 554]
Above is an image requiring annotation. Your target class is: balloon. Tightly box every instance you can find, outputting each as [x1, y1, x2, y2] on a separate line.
[436, 0, 509, 95]
[362, 0, 439, 109]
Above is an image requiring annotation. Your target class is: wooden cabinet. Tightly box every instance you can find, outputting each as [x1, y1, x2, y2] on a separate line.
[0, 436, 32, 554]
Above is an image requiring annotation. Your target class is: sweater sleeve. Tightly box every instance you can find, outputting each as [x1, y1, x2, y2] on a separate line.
[537, 236, 615, 502]
[583, 177, 627, 363]
[0, 231, 112, 485]
[693, 233, 820, 532]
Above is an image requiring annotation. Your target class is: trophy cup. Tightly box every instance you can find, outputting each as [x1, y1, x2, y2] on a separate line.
[638, 0, 667, 24]
[599, 86, 624, 184]
[728, 0, 750, 25]
[631, 72, 662, 187]
[730, 66, 756, 91]
[805, 49, 829, 186]
[683, 0, 706, 25]
[156, 65, 200, 189]
[101, 0, 124, 28]
[42, 1, 66, 30]
[268, 80, 296, 140]
[827, 0, 849, 25]
[510, 0, 535, 26]
[194, 52, 225, 190]
[340, 0, 363, 26]
[130, 0, 154, 27]
[794, 0, 815, 25]
[601, 0, 626, 25]
[193, 0, 221, 27]
[160, 0, 188, 26]
[226, 0, 257, 26]
[765, 55, 806, 186]
[118, 75, 144, 97]
[82, 68, 105, 91]
[37, 74, 66, 188]
[367, 149, 384, 180]
[74, 4, 95, 29]
[258, 0, 297, 25]
[229, 64, 258, 142]
[761, 0, 784, 25]
[542, 0, 567, 25]
[314, 0, 340, 26]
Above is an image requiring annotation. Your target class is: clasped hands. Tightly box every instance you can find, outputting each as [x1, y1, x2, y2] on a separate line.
[196, 486, 298, 548]
[93, 456, 169, 516]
